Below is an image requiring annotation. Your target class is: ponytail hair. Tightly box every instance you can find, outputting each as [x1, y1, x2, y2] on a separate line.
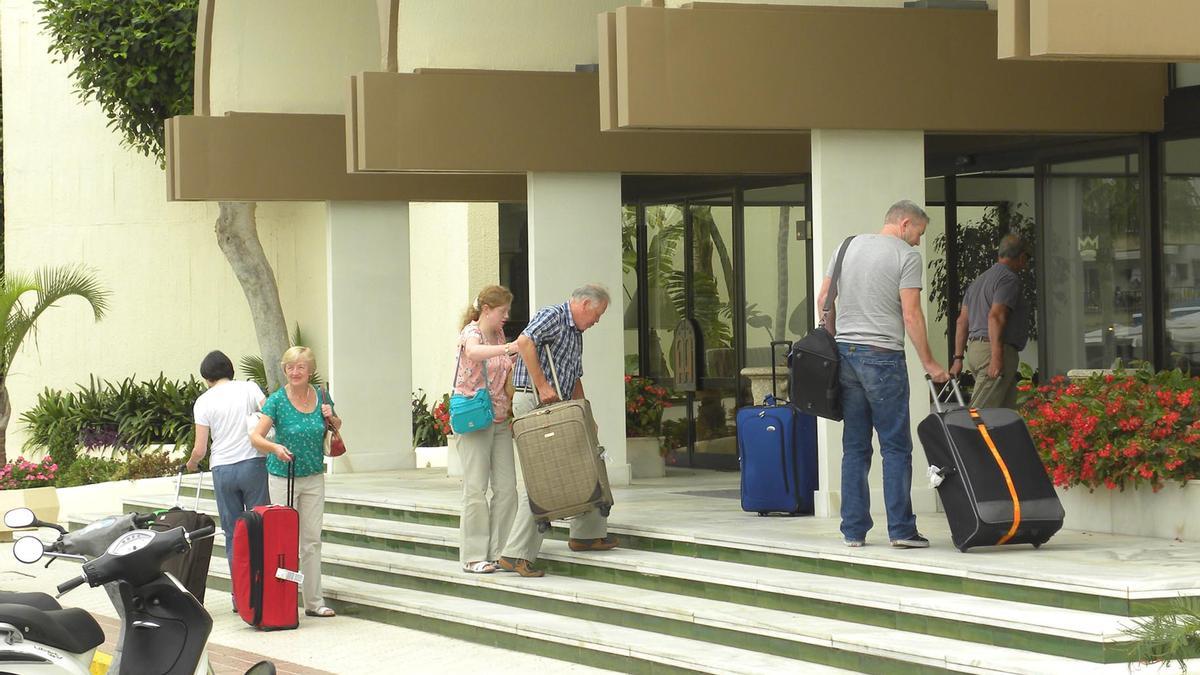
[460, 284, 514, 328]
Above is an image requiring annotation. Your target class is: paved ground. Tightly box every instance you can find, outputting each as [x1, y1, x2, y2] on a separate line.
[0, 549, 609, 675]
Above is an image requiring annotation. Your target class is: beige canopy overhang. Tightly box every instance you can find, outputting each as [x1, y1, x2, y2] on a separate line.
[166, 113, 526, 202]
[599, 3, 1166, 133]
[998, 0, 1200, 62]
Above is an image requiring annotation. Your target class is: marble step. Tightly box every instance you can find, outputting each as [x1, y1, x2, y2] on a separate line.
[191, 542, 1179, 675]
[108, 501, 1146, 663]
[182, 480, 1200, 616]
[199, 562, 859, 675]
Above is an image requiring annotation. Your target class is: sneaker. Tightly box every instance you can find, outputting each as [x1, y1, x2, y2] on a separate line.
[890, 533, 930, 549]
[843, 538, 865, 548]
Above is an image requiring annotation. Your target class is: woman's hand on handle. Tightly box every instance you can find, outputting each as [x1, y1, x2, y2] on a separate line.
[272, 445, 293, 462]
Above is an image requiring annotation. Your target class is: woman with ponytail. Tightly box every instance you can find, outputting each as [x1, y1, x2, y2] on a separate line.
[453, 285, 519, 574]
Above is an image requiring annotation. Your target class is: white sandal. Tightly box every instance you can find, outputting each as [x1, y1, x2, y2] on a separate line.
[305, 606, 336, 617]
[463, 560, 497, 574]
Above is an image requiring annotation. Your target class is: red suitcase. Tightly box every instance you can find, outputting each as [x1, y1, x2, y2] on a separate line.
[232, 464, 300, 630]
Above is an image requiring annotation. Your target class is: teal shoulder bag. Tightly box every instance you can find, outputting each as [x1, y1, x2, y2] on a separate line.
[449, 345, 493, 434]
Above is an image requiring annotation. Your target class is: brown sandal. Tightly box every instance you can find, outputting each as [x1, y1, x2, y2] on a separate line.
[496, 556, 545, 578]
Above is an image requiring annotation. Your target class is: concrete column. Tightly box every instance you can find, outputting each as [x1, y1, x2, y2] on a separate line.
[526, 172, 631, 486]
[810, 130, 937, 519]
[325, 201, 412, 473]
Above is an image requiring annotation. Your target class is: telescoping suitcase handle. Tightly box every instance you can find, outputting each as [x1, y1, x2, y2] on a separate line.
[175, 465, 205, 510]
[768, 340, 793, 404]
[925, 375, 967, 414]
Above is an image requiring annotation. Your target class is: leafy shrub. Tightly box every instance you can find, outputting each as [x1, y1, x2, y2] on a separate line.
[0, 456, 59, 489]
[116, 450, 177, 481]
[1020, 366, 1200, 491]
[37, 0, 198, 163]
[55, 455, 122, 488]
[20, 374, 204, 480]
[625, 375, 672, 438]
[412, 390, 449, 447]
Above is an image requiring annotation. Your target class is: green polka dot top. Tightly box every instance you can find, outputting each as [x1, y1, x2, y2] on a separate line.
[262, 386, 326, 478]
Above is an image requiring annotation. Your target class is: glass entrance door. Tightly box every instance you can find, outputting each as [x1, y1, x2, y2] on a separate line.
[624, 181, 811, 471]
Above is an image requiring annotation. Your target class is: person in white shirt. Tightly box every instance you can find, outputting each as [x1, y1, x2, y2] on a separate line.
[185, 350, 270, 589]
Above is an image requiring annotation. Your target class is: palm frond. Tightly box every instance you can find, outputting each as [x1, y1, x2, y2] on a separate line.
[0, 266, 110, 376]
[1123, 597, 1200, 671]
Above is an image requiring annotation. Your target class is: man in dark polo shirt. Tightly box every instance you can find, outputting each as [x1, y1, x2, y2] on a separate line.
[949, 234, 1032, 409]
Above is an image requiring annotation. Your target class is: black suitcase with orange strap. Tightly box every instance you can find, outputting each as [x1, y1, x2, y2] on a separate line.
[917, 377, 1064, 552]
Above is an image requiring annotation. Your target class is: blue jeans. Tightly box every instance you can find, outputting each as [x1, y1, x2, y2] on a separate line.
[211, 456, 271, 574]
[838, 343, 918, 542]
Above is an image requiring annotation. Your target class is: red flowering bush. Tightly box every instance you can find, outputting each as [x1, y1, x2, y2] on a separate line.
[625, 375, 673, 438]
[1019, 368, 1200, 491]
[0, 456, 59, 490]
[431, 395, 452, 439]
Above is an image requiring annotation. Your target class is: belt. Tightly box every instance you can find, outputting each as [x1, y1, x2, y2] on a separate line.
[968, 337, 1021, 350]
[513, 386, 535, 393]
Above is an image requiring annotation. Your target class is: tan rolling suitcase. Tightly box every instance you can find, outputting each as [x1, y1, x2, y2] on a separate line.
[512, 350, 613, 533]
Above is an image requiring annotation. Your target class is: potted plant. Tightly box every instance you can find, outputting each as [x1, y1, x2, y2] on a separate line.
[0, 456, 60, 541]
[1020, 366, 1200, 539]
[412, 391, 454, 473]
[625, 375, 673, 479]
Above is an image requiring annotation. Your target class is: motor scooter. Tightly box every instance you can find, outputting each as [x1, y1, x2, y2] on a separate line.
[2, 507, 275, 675]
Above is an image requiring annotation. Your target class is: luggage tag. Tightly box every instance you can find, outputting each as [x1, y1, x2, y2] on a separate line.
[927, 465, 945, 488]
[275, 568, 305, 585]
[598, 445, 608, 462]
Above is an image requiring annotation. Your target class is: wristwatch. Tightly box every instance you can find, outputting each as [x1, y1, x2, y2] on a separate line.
[503, 343, 513, 357]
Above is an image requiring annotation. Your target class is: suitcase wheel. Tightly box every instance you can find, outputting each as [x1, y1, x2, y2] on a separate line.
[536, 521, 549, 534]
[957, 544, 970, 553]
[757, 512, 768, 517]
[1032, 541, 1043, 549]
[598, 505, 611, 518]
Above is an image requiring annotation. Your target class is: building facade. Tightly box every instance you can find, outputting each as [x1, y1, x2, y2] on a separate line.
[4, 0, 1197, 520]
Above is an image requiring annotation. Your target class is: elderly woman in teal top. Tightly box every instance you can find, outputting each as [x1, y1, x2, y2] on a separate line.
[250, 346, 340, 619]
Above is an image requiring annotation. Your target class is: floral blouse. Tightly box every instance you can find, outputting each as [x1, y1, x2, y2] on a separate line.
[453, 322, 514, 423]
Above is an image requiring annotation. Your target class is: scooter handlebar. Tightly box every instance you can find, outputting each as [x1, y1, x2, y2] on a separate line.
[187, 525, 216, 543]
[56, 575, 86, 596]
[132, 512, 157, 527]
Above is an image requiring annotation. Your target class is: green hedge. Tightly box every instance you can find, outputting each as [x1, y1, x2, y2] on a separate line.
[20, 374, 204, 481]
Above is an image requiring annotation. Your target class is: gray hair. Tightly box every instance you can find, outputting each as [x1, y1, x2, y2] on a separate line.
[998, 233, 1028, 260]
[884, 200, 929, 226]
[571, 283, 610, 307]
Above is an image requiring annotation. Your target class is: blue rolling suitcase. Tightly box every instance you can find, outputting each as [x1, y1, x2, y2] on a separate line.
[737, 341, 819, 516]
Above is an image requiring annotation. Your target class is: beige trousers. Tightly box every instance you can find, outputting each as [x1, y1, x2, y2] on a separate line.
[457, 422, 518, 564]
[501, 392, 608, 562]
[967, 342, 1021, 410]
[268, 472, 325, 611]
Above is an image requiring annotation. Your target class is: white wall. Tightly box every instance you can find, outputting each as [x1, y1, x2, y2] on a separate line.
[396, 0, 630, 72]
[1, 0, 326, 453]
[210, 0, 381, 115]
[811, 129, 937, 520]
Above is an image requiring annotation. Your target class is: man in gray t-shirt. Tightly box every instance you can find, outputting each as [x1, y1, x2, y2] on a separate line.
[949, 234, 1031, 409]
[816, 200, 948, 551]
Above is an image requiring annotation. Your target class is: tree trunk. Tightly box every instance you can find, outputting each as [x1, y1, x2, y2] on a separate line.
[215, 202, 289, 392]
[0, 377, 10, 466]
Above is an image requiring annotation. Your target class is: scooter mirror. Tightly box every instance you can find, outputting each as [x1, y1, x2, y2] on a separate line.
[12, 536, 45, 564]
[4, 507, 36, 529]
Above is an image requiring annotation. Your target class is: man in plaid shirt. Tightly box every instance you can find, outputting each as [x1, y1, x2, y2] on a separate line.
[497, 283, 619, 577]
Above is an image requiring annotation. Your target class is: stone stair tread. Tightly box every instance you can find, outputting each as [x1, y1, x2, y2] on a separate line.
[200, 551, 1170, 675]
[201, 562, 855, 675]
[115, 498, 1137, 643]
[153, 483, 1200, 600]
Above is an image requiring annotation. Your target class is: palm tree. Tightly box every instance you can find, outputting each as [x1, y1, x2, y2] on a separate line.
[0, 266, 110, 464]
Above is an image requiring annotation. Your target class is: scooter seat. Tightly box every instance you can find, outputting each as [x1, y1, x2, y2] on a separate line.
[0, 602, 104, 654]
[0, 591, 61, 611]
